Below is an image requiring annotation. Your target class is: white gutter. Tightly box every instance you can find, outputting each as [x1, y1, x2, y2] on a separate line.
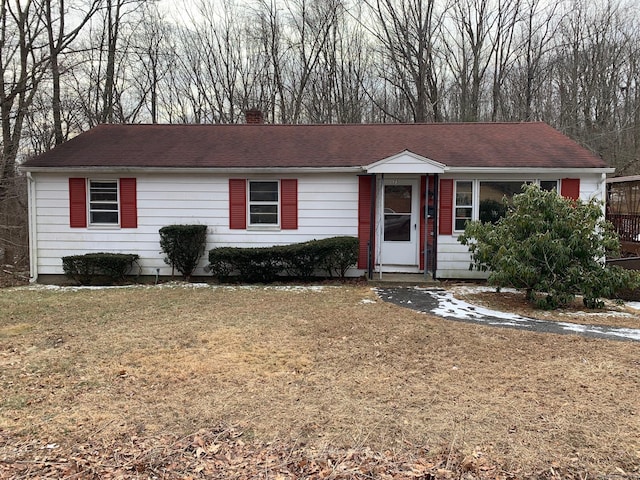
[26, 172, 38, 283]
[444, 166, 615, 174]
[22, 165, 617, 175]
[21, 166, 365, 175]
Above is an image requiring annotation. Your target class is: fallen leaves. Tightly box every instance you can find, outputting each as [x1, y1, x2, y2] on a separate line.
[5, 425, 633, 480]
[0, 425, 507, 479]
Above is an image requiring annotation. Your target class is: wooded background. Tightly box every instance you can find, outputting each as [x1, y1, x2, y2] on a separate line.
[2, 0, 639, 273]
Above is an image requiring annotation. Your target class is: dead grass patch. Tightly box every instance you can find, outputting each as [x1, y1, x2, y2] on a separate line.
[0, 284, 639, 478]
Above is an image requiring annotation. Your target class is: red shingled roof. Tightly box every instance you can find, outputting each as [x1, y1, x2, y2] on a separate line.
[22, 122, 608, 170]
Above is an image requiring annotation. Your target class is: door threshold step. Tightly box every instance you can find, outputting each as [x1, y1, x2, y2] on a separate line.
[367, 273, 439, 286]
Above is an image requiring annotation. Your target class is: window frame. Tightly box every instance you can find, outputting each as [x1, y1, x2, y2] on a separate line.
[539, 180, 559, 192]
[247, 179, 280, 227]
[454, 180, 473, 232]
[451, 179, 561, 231]
[88, 179, 120, 227]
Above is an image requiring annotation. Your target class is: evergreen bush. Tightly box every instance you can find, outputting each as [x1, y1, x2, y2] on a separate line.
[159, 224, 208, 280]
[208, 236, 359, 282]
[459, 183, 640, 309]
[62, 253, 139, 285]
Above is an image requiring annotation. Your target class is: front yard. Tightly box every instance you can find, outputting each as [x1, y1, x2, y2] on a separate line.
[0, 284, 639, 478]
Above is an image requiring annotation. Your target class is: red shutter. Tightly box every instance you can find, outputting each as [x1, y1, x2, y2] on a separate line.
[561, 178, 580, 200]
[69, 178, 87, 228]
[439, 179, 454, 235]
[119, 178, 137, 228]
[358, 175, 375, 269]
[280, 179, 298, 229]
[229, 179, 247, 229]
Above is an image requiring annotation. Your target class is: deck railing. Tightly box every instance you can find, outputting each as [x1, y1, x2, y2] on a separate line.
[607, 213, 640, 242]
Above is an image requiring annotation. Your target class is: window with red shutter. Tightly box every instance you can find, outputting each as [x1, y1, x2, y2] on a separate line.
[230, 179, 298, 230]
[69, 177, 137, 228]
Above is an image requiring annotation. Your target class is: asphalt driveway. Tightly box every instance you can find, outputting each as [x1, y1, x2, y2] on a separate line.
[376, 287, 640, 343]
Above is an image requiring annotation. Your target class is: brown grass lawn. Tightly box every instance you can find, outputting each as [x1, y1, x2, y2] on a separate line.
[0, 283, 639, 479]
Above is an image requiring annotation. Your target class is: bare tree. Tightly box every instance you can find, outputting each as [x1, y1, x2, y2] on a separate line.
[128, 2, 174, 123]
[0, 0, 48, 192]
[251, 0, 342, 123]
[366, 0, 445, 122]
[488, 0, 521, 120]
[39, 0, 101, 144]
[443, 0, 501, 121]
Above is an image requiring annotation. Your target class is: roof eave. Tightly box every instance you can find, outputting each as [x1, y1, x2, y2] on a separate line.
[22, 165, 366, 174]
[444, 166, 615, 174]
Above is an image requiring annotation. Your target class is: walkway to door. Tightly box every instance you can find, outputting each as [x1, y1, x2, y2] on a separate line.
[376, 286, 640, 343]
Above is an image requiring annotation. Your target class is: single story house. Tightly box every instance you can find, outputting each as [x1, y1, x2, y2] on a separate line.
[21, 116, 613, 282]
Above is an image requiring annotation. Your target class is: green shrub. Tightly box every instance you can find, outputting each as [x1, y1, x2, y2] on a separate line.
[280, 240, 324, 279]
[62, 253, 139, 285]
[459, 183, 640, 309]
[209, 246, 283, 283]
[207, 236, 358, 282]
[159, 224, 208, 280]
[319, 236, 359, 278]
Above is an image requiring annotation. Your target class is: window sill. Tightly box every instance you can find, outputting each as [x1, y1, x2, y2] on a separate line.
[87, 224, 121, 230]
[247, 225, 281, 231]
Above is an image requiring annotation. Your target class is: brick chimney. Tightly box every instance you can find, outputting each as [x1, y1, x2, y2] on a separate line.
[245, 109, 264, 124]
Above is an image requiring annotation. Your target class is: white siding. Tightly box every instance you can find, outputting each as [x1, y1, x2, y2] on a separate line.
[435, 172, 606, 279]
[31, 170, 608, 280]
[32, 172, 359, 277]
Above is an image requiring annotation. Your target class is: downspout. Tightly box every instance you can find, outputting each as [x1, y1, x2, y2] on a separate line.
[368, 174, 376, 279]
[26, 172, 38, 283]
[378, 174, 384, 279]
[432, 174, 439, 281]
[423, 175, 429, 279]
[600, 172, 608, 210]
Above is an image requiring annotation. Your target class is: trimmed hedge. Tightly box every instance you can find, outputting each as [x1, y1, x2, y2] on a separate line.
[62, 253, 139, 285]
[159, 224, 208, 280]
[208, 236, 359, 282]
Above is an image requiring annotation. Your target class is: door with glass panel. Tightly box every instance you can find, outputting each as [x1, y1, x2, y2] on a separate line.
[382, 180, 419, 266]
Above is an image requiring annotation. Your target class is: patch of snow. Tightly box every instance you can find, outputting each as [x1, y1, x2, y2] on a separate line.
[430, 289, 532, 323]
[559, 310, 634, 318]
[449, 284, 638, 319]
[19, 284, 140, 292]
[555, 322, 640, 342]
[11, 282, 332, 293]
[264, 285, 327, 293]
[626, 302, 640, 311]
[448, 284, 519, 295]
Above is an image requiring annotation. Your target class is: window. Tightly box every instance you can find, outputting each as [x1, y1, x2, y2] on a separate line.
[229, 178, 297, 230]
[249, 180, 279, 225]
[442, 178, 576, 234]
[384, 185, 412, 241]
[69, 178, 137, 229]
[540, 180, 558, 192]
[478, 181, 525, 224]
[89, 180, 119, 225]
[454, 181, 473, 230]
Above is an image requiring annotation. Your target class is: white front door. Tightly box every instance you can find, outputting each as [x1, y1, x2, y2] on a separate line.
[382, 179, 419, 267]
